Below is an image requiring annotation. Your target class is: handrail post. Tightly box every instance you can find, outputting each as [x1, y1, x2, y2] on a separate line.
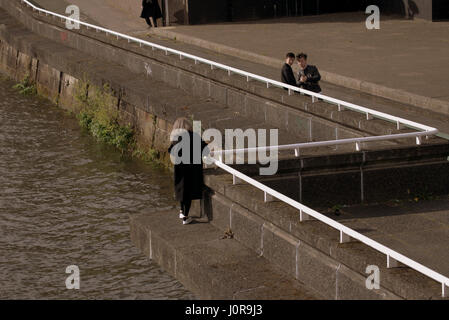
[416, 136, 422, 145]
[387, 255, 400, 268]
[233, 175, 243, 185]
[299, 210, 312, 222]
[264, 192, 274, 202]
[340, 231, 351, 243]
[294, 148, 300, 157]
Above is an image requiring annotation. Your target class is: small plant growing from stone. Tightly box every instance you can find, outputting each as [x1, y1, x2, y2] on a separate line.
[13, 74, 37, 95]
[72, 77, 169, 168]
[74, 79, 135, 154]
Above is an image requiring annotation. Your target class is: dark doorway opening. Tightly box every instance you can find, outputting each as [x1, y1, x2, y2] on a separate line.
[433, 0, 449, 20]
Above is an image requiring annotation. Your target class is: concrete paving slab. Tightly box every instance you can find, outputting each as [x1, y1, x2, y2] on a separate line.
[342, 198, 449, 277]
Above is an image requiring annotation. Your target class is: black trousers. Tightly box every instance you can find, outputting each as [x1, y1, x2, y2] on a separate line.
[145, 16, 157, 27]
[180, 199, 192, 217]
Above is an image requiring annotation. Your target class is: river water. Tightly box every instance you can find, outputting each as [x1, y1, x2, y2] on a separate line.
[0, 75, 194, 299]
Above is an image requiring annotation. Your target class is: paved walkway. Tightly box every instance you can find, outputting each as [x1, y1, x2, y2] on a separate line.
[338, 198, 449, 279]
[150, 13, 449, 111]
[33, 0, 449, 102]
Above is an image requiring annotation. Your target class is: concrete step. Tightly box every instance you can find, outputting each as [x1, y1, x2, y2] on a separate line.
[198, 171, 447, 299]
[130, 210, 322, 300]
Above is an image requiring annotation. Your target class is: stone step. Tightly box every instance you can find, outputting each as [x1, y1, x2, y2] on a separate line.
[130, 210, 322, 300]
[198, 172, 447, 299]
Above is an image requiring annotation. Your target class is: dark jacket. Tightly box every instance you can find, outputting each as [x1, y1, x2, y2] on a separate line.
[140, 0, 162, 20]
[281, 63, 297, 87]
[298, 65, 321, 93]
[168, 130, 209, 202]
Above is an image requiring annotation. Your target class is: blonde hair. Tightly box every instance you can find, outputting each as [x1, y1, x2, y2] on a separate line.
[172, 117, 193, 132]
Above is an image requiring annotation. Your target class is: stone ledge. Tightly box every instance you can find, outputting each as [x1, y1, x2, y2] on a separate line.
[200, 176, 446, 299]
[129, 210, 321, 300]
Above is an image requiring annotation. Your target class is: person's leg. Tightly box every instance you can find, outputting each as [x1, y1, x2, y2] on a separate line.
[181, 199, 193, 224]
[183, 199, 192, 218]
[180, 201, 185, 214]
[149, 17, 156, 28]
[403, 0, 410, 19]
[145, 16, 152, 27]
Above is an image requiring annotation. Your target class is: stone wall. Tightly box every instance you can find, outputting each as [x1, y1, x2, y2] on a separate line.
[0, 34, 175, 164]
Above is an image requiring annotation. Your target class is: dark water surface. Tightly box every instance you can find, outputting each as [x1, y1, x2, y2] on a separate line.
[0, 76, 194, 299]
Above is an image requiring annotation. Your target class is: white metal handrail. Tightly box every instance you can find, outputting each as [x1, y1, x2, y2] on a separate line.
[209, 157, 449, 297]
[18, 0, 447, 297]
[212, 131, 432, 158]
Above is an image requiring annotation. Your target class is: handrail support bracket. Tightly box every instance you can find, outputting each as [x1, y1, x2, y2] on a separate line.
[233, 175, 243, 185]
[340, 231, 351, 243]
[264, 192, 275, 203]
[387, 255, 401, 268]
[299, 210, 312, 222]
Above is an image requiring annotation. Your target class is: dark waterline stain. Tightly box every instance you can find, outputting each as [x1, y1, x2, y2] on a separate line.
[0, 76, 193, 299]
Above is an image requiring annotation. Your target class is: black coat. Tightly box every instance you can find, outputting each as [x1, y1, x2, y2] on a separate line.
[140, 0, 162, 19]
[168, 131, 209, 202]
[298, 65, 322, 93]
[281, 63, 297, 87]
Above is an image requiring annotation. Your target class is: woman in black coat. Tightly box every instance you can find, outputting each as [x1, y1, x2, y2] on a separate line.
[168, 118, 209, 225]
[140, 0, 163, 28]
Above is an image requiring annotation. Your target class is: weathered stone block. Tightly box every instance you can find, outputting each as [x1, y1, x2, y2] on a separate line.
[244, 95, 266, 123]
[336, 264, 401, 300]
[262, 222, 298, 278]
[209, 81, 227, 105]
[15, 51, 31, 82]
[286, 111, 311, 139]
[265, 101, 288, 129]
[59, 73, 79, 112]
[296, 241, 338, 299]
[36, 62, 61, 103]
[310, 119, 337, 142]
[231, 203, 264, 255]
[0, 42, 17, 77]
[209, 193, 231, 231]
